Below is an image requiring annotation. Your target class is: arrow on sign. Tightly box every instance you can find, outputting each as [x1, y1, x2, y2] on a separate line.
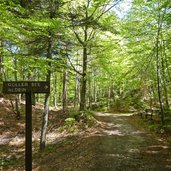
[45, 85, 49, 89]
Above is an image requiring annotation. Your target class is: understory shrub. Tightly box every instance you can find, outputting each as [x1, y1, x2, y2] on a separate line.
[64, 118, 77, 133]
[62, 109, 96, 132]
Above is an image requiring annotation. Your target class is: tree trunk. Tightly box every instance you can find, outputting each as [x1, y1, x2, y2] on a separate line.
[74, 73, 79, 108]
[62, 64, 68, 113]
[74, 55, 80, 108]
[156, 44, 164, 124]
[0, 41, 4, 96]
[80, 46, 88, 110]
[13, 54, 21, 119]
[161, 41, 170, 109]
[40, 92, 50, 150]
[40, 34, 52, 150]
[88, 77, 92, 109]
[58, 73, 62, 104]
[53, 73, 58, 109]
[165, 53, 171, 83]
[80, 22, 88, 111]
[92, 67, 97, 103]
[107, 86, 111, 110]
[155, 11, 164, 125]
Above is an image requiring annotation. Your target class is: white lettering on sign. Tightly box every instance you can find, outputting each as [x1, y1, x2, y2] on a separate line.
[8, 83, 28, 87]
[3, 81, 50, 93]
[31, 83, 40, 87]
[8, 88, 27, 93]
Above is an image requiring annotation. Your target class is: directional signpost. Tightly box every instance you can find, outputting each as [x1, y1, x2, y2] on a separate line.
[3, 81, 50, 94]
[3, 81, 50, 171]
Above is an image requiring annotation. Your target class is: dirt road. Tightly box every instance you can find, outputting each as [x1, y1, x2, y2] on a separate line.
[38, 113, 171, 171]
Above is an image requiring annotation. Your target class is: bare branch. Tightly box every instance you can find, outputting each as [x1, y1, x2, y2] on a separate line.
[71, 20, 84, 45]
[66, 55, 83, 76]
[96, 0, 121, 21]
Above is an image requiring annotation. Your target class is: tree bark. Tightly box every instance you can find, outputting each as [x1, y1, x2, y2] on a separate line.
[58, 74, 62, 103]
[40, 34, 52, 150]
[88, 77, 92, 109]
[92, 67, 97, 103]
[107, 86, 111, 110]
[155, 6, 164, 124]
[156, 43, 164, 124]
[80, 46, 88, 110]
[161, 44, 169, 109]
[53, 73, 58, 109]
[62, 64, 68, 113]
[74, 55, 80, 108]
[40, 91, 50, 150]
[14, 53, 21, 119]
[0, 41, 4, 96]
[79, 14, 88, 110]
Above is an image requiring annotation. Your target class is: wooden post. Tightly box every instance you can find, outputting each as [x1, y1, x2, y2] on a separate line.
[25, 92, 32, 171]
[3, 81, 50, 170]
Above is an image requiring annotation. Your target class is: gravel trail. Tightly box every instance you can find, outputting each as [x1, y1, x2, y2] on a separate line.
[39, 113, 171, 171]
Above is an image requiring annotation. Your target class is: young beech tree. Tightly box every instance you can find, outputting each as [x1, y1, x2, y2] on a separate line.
[123, 0, 171, 122]
[3, 0, 66, 149]
[32, 0, 65, 150]
[0, 0, 21, 95]
[67, 0, 121, 110]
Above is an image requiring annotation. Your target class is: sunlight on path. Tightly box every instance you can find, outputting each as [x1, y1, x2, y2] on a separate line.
[95, 112, 134, 117]
[38, 112, 171, 171]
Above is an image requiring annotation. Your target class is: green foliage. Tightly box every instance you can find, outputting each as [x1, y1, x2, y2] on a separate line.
[64, 118, 78, 133]
[65, 117, 76, 127]
[148, 123, 158, 131]
[139, 115, 171, 135]
[62, 109, 96, 130]
[164, 115, 171, 122]
[1, 0, 170, 134]
[0, 73, 3, 94]
[153, 124, 171, 134]
[0, 158, 20, 169]
[69, 109, 94, 120]
[163, 125, 171, 134]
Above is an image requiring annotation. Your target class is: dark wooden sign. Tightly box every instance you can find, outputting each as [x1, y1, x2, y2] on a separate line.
[3, 81, 50, 171]
[3, 81, 50, 93]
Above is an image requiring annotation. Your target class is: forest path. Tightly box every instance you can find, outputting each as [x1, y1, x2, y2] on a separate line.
[38, 112, 171, 171]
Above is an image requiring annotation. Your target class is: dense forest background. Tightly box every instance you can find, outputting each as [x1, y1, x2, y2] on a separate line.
[0, 0, 171, 149]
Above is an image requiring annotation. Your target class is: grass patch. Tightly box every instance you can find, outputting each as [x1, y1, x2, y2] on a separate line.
[129, 114, 171, 136]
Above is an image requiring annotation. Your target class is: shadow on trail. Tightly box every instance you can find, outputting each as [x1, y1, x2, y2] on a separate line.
[38, 113, 171, 171]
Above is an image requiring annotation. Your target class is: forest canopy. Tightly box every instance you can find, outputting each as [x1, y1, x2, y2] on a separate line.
[0, 0, 171, 149]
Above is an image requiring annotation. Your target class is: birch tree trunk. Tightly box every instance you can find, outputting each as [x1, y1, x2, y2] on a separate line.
[62, 63, 68, 113]
[40, 34, 52, 150]
[74, 55, 80, 108]
[107, 86, 111, 110]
